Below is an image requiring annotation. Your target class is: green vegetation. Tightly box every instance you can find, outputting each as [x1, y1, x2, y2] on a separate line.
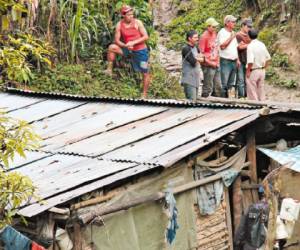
[266, 67, 297, 88]
[0, 33, 55, 84]
[258, 27, 278, 53]
[258, 19, 298, 89]
[0, 111, 40, 227]
[29, 58, 184, 99]
[0, 0, 183, 99]
[166, 0, 243, 49]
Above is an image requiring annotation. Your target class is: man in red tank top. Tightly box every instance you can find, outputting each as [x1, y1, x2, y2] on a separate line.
[105, 5, 150, 98]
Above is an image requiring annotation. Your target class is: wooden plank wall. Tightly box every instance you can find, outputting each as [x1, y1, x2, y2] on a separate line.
[195, 203, 230, 250]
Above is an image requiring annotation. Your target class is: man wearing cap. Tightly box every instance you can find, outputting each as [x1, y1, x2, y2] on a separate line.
[217, 15, 240, 98]
[236, 18, 253, 98]
[105, 5, 150, 98]
[246, 29, 271, 101]
[199, 17, 222, 97]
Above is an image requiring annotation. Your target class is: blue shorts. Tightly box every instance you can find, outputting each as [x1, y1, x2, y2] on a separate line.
[122, 48, 149, 73]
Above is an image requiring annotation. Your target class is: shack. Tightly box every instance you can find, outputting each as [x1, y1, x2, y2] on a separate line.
[1, 88, 300, 250]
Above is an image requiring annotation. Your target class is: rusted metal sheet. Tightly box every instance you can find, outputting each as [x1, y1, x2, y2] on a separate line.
[32, 102, 114, 136]
[61, 108, 212, 156]
[149, 113, 259, 167]
[0, 93, 45, 112]
[13, 155, 135, 202]
[9, 99, 85, 123]
[0, 91, 265, 218]
[40, 104, 168, 151]
[102, 109, 256, 163]
[17, 162, 156, 217]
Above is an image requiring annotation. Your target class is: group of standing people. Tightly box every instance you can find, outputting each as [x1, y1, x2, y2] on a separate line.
[181, 15, 271, 101]
[104, 5, 271, 102]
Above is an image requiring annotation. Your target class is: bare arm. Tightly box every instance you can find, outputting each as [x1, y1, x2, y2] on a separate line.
[246, 63, 253, 78]
[128, 20, 149, 47]
[265, 59, 271, 69]
[114, 22, 126, 48]
[238, 42, 248, 50]
[220, 32, 236, 50]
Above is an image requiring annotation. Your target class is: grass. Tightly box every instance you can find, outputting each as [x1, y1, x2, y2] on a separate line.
[26, 57, 185, 99]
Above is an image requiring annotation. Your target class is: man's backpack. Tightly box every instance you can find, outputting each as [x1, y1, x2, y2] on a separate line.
[245, 202, 269, 248]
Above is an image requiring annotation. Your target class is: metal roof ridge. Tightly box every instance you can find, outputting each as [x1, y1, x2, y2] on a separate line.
[5, 87, 259, 109]
[38, 149, 163, 167]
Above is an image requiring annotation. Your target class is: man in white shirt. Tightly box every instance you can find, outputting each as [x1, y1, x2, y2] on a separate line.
[217, 15, 240, 98]
[246, 29, 271, 101]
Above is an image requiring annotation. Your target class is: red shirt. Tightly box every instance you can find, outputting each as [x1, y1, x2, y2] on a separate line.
[120, 19, 146, 51]
[236, 31, 251, 64]
[199, 30, 219, 66]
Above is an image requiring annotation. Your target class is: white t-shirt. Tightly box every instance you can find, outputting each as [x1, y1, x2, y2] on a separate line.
[217, 28, 238, 60]
[247, 39, 271, 69]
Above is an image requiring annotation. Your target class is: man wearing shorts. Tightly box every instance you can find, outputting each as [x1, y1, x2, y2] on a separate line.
[105, 5, 150, 98]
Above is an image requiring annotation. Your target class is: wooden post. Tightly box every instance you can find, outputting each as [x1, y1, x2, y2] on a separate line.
[224, 187, 233, 250]
[246, 128, 259, 202]
[73, 222, 82, 250]
[232, 176, 243, 233]
[246, 128, 257, 183]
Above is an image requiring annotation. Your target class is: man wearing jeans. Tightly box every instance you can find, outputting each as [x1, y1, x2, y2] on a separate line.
[246, 29, 271, 101]
[236, 18, 253, 98]
[217, 15, 240, 98]
[105, 5, 150, 98]
[199, 17, 222, 97]
[181, 30, 204, 100]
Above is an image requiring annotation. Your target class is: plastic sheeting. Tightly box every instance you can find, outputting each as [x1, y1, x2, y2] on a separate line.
[81, 165, 198, 250]
[195, 147, 246, 215]
[258, 145, 300, 172]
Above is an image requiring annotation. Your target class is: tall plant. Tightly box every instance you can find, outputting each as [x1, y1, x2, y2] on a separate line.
[0, 1, 55, 85]
[0, 111, 40, 227]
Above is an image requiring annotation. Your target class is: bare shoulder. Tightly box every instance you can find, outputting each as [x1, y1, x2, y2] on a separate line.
[135, 19, 145, 27]
[116, 21, 121, 30]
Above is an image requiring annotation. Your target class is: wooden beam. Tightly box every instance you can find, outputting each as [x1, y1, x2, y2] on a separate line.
[196, 143, 225, 161]
[246, 129, 259, 202]
[232, 176, 243, 233]
[240, 170, 251, 178]
[197, 96, 300, 109]
[48, 207, 70, 215]
[77, 173, 223, 225]
[246, 129, 257, 183]
[73, 222, 82, 250]
[241, 183, 260, 190]
[71, 191, 118, 210]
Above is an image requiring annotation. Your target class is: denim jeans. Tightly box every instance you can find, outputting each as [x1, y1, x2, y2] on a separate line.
[202, 66, 222, 97]
[183, 84, 198, 101]
[236, 63, 246, 97]
[220, 58, 237, 97]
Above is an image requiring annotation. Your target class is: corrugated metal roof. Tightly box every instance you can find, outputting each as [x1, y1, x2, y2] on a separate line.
[1, 89, 265, 217]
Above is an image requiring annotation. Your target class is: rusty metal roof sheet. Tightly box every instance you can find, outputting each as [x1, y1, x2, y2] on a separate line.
[0, 89, 266, 217]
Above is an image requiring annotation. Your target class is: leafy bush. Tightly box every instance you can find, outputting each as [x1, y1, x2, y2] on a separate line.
[0, 33, 55, 84]
[258, 27, 278, 53]
[166, 0, 243, 50]
[266, 66, 298, 89]
[30, 58, 184, 99]
[0, 111, 40, 226]
[44, 0, 157, 62]
[271, 53, 290, 69]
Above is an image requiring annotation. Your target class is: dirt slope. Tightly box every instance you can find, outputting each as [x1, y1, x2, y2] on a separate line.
[152, 0, 300, 103]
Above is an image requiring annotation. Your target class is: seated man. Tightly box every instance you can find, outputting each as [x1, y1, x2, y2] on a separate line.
[105, 5, 150, 98]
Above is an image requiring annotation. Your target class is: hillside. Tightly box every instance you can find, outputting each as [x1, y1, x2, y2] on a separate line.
[0, 0, 299, 102]
[156, 0, 300, 102]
